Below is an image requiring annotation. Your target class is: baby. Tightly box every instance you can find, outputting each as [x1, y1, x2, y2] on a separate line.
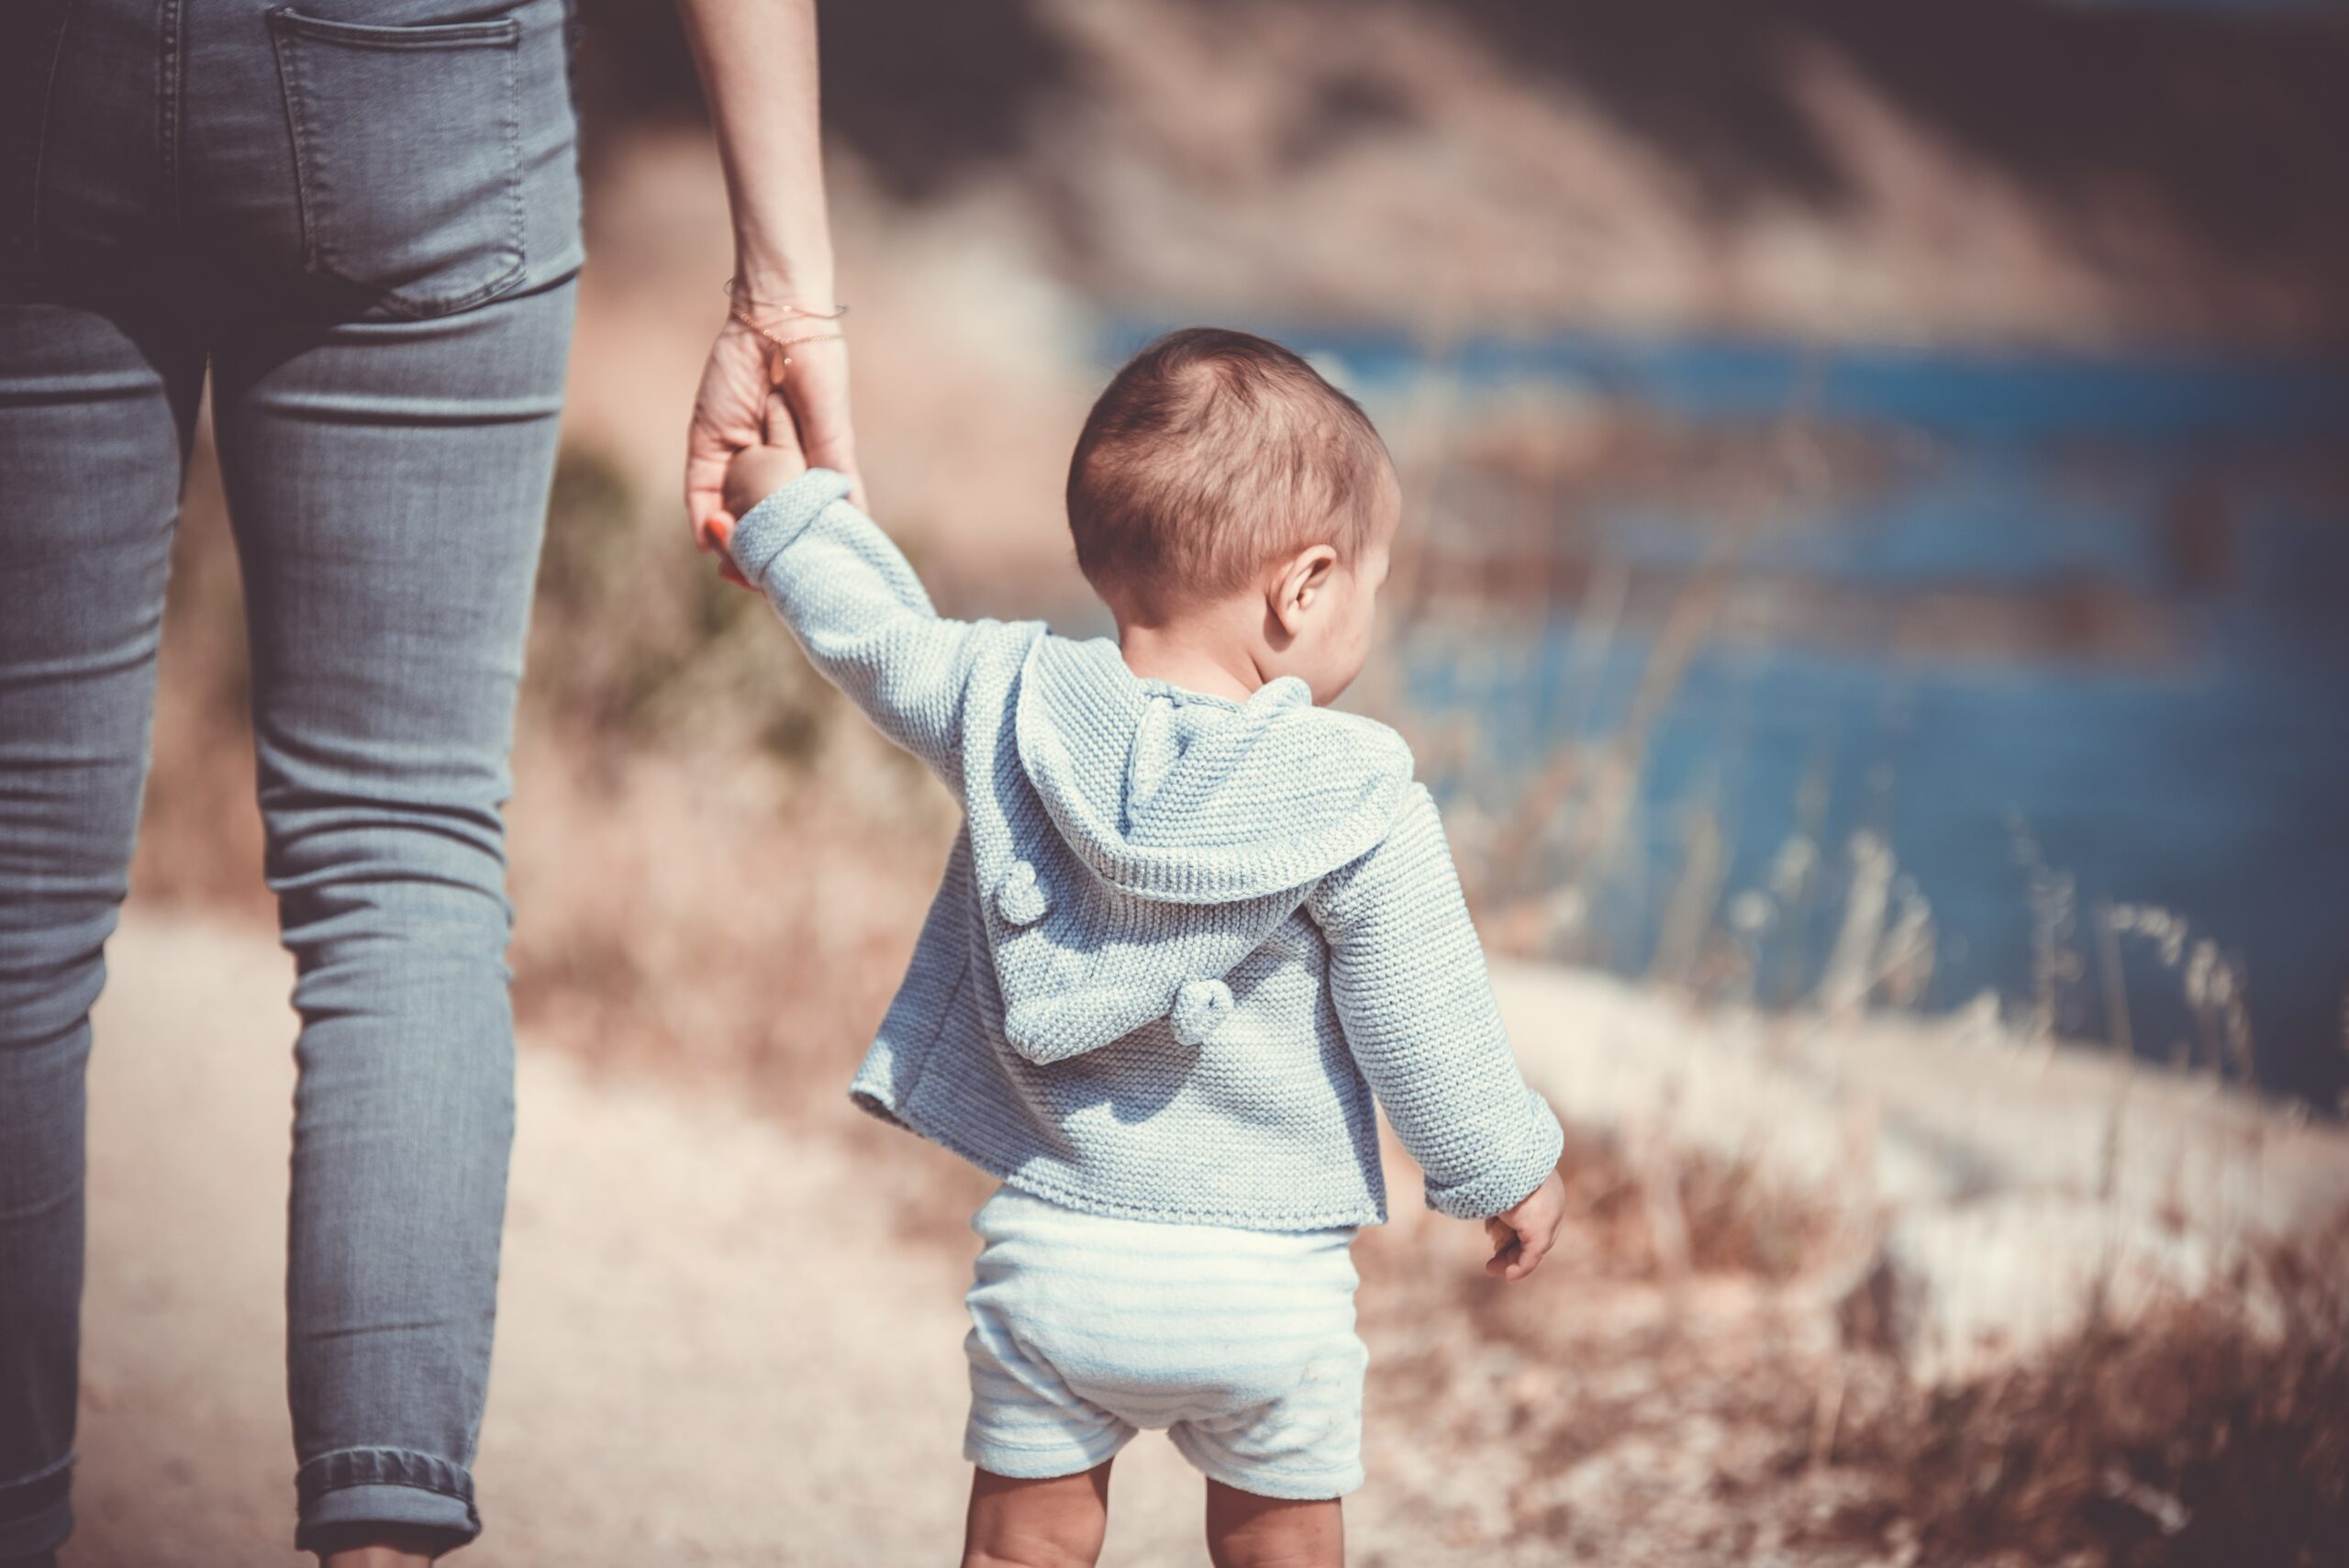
[720, 328, 1566, 1568]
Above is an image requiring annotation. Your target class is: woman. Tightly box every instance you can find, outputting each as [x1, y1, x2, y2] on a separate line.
[0, 1, 849, 1562]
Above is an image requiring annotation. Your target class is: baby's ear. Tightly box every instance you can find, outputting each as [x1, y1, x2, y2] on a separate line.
[1272, 544, 1341, 632]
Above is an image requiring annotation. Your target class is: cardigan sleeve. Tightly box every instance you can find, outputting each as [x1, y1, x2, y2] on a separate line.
[727, 467, 1001, 789]
[1306, 784, 1564, 1220]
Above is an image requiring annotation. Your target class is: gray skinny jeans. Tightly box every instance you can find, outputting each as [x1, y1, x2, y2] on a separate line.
[0, 0, 582, 1554]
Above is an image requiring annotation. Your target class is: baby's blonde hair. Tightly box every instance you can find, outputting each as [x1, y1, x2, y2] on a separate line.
[1066, 328, 1391, 617]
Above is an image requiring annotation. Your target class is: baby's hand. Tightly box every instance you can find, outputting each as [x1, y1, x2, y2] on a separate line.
[723, 439, 808, 527]
[1483, 1167, 1566, 1282]
[707, 395, 812, 589]
[714, 390, 808, 536]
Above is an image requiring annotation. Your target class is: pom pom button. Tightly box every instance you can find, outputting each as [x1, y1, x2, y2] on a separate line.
[995, 860, 1049, 928]
[1170, 978, 1235, 1046]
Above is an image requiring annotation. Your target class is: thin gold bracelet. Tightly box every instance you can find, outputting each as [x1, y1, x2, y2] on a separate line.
[722, 277, 849, 319]
[729, 305, 845, 373]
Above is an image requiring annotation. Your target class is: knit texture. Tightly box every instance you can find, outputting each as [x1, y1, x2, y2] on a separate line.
[729, 468, 1564, 1230]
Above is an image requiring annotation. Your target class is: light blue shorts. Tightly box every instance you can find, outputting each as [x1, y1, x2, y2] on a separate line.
[963, 1185, 1368, 1500]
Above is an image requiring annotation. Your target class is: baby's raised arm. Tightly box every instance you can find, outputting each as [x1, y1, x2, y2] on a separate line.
[721, 454, 1003, 787]
[1307, 785, 1568, 1276]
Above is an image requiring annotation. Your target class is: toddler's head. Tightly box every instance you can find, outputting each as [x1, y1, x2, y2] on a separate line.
[1069, 328, 1398, 705]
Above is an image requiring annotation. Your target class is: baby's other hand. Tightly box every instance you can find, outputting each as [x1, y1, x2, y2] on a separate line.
[1483, 1167, 1566, 1282]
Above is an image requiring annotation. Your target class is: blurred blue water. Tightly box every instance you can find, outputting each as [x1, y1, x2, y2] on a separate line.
[1102, 323, 2349, 1106]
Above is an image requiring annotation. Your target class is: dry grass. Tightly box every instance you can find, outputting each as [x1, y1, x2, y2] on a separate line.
[1509, 1123, 1839, 1284]
[501, 724, 945, 1093]
[1820, 1221, 2349, 1568]
[1355, 1127, 2349, 1568]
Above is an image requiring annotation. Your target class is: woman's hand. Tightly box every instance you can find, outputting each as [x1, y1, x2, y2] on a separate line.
[685, 319, 772, 556]
[685, 319, 860, 588]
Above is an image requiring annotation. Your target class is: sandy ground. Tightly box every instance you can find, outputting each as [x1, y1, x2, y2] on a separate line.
[67, 912, 1569, 1568]
[59, 911, 2349, 1566]
[66, 912, 1222, 1567]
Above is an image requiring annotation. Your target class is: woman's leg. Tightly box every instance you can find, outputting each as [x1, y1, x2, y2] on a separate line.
[0, 291, 204, 1558]
[1204, 1482, 1344, 1568]
[206, 275, 576, 1557]
[0, 291, 204, 1562]
[962, 1463, 1114, 1568]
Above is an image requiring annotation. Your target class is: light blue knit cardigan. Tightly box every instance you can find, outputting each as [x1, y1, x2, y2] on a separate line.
[729, 469, 1564, 1230]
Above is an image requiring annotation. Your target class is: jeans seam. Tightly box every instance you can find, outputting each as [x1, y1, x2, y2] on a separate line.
[421, 22, 533, 324]
[157, 0, 183, 237]
[13, 0, 75, 256]
[265, 8, 317, 276]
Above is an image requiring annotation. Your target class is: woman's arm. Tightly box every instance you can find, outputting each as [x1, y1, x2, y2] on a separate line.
[677, 0, 862, 559]
[676, 0, 831, 306]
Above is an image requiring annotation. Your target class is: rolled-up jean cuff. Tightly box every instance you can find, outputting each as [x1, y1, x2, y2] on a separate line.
[294, 1449, 480, 1552]
[0, 1453, 73, 1559]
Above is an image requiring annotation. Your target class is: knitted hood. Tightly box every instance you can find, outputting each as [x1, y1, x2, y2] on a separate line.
[977, 635, 1414, 1065]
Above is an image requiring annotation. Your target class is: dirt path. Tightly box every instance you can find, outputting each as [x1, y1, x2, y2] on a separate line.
[72, 910, 2339, 1566]
[67, 913, 1220, 1566]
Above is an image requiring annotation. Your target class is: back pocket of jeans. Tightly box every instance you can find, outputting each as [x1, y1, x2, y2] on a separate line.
[266, 6, 528, 317]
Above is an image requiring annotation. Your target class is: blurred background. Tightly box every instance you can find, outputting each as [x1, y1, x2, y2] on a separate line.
[110, 0, 2349, 1562]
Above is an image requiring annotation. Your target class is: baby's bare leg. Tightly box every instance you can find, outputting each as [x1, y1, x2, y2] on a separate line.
[962, 1462, 1114, 1568]
[1204, 1482, 1343, 1568]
